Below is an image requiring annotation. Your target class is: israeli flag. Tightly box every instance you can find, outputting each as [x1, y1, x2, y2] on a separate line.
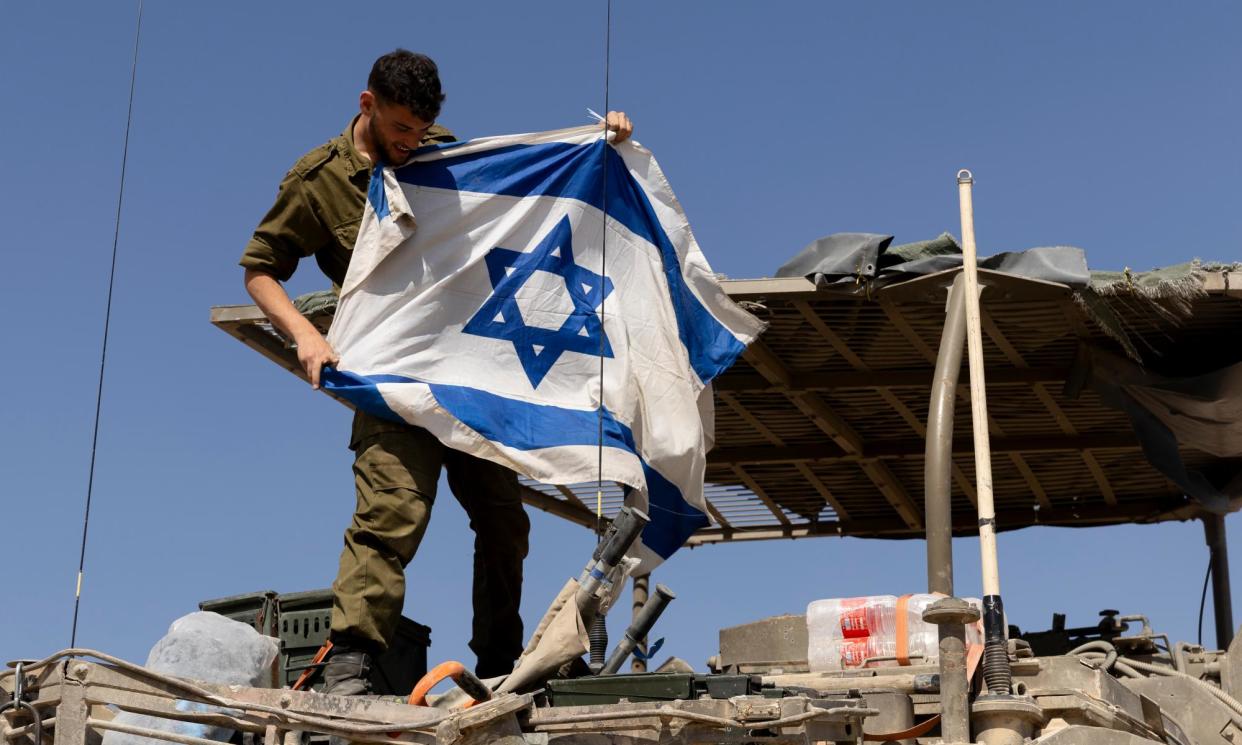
[323, 125, 764, 565]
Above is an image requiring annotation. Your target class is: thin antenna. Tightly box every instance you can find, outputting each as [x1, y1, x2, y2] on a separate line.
[71, 0, 144, 647]
[595, 0, 612, 536]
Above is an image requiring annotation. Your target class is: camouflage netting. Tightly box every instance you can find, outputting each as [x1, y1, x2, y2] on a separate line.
[292, 288, 339, 316]
[777, 232, 1242, 511]
[1081, 260, 1242, 361]
[774, 231, 1091, 290]
[775, 230, 1240, 363]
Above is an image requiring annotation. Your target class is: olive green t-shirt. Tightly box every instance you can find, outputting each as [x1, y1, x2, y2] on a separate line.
[239, 117, 456, 287]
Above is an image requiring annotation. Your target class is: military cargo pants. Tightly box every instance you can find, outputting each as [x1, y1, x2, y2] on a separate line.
[330, 411, 530, 678]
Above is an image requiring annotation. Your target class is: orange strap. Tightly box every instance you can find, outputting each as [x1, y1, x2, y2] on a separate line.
[965, 640, 984, 678]
[863, 639, 985, 741]
[895, 594, 912, 666]
[291, 640, 333, 692]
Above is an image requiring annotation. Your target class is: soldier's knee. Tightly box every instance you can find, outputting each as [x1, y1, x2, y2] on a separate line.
[350, 440, 439, 563]
[473, 501, 529, 559]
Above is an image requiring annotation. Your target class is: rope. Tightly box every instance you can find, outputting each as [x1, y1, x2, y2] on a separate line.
[594, 0, 613, 536]
[71, 0, 144, 649]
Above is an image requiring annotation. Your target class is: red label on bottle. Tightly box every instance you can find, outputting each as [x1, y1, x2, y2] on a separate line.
[839, 599, 869, 639]
[840, 639, 870, 668]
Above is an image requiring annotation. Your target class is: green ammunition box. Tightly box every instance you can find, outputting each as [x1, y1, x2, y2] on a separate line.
[201, 588, 430, 695]
[277, 589, 338, 689]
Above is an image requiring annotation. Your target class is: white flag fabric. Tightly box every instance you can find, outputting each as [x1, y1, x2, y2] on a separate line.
[322, 125, 764, 563]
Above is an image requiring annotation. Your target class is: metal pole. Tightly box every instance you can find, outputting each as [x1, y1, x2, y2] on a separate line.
[957, 169, 1010, 695]
[631, 574, 650, 672]
[926, 274, 968, 596]
[605, 583, 674, 674]
[1204, 513, 1235, 650]
[925, 598, 979, 744]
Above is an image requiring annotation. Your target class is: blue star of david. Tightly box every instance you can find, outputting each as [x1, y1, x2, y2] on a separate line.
[463, 216, 614, 388]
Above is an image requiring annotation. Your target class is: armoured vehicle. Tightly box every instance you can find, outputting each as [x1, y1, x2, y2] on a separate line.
[5, 202, 1242, 745]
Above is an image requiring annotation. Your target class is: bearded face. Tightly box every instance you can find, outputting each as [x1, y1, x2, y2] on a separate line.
[361, 93, 435, 166]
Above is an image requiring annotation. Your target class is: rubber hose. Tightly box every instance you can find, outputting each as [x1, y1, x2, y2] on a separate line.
[1077, 652, 1140, 678]
[1069, 641, 1118, 672]
[588, 613, 608, 671]
[981, 596, 1011, 694]
[1074, 641, 1242, 722]
[982, 640, 1011, 694]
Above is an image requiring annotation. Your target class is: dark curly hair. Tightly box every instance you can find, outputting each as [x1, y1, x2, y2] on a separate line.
[367, 49, 446, 122]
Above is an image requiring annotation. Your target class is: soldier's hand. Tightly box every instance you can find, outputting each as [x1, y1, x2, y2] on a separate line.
[294, 331, 340, 390]
[603, 111, 633, 144]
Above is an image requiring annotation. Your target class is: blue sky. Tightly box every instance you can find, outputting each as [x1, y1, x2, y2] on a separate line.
[2, 1, 1240, 671]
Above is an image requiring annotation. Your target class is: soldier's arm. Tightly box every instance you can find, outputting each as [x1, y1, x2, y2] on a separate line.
[240, 171, 338, 389]
[243, 269, 339, 389]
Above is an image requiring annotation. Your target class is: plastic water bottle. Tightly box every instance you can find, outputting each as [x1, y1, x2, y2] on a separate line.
[807, 595, 898, 642]
[838, 637, 903, 668]
[807, 594, 984, 671]
[834, 633, 939, 669]
[807, 595, 896, 669]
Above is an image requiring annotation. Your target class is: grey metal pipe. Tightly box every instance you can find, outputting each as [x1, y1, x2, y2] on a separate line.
[938, 627, 970, 744]
[631, 573, 650, 672]
[761, 672, 941, 695]
[602, 584, 675, 674]
[925, 274, 968, 596]
[1204, 513, 1235, 650]
[924, 597, 979, 745]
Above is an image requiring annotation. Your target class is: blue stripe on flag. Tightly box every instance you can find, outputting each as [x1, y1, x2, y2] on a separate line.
[321, 368, 707, 559]
[368, 163, 390, 220]
[393, 141, 746, 385]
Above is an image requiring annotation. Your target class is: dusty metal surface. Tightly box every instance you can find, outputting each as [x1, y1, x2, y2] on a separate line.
[717, 615, 809, 674]
[2, 656, 530, 745]
[1, 654, 881, 745]
[1124, 675, 1238, 745]
[9, 636, 1242, 745]
[527, 694, 872, 744]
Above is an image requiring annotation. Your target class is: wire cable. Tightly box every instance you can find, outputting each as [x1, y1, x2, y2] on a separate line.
[71, 0, 144, 648]
[1199, 555, 1212, 646]
[594, 0, 613, 536]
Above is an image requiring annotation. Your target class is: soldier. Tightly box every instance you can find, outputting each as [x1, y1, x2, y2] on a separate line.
[240, 49, 633, 694]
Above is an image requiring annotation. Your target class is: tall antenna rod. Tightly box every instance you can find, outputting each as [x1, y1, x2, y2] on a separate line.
[587, 0, 615, 675]
[71, 0, 144, 647]
[956, 169, 1012, 695]
[594, 0, 613, 536]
